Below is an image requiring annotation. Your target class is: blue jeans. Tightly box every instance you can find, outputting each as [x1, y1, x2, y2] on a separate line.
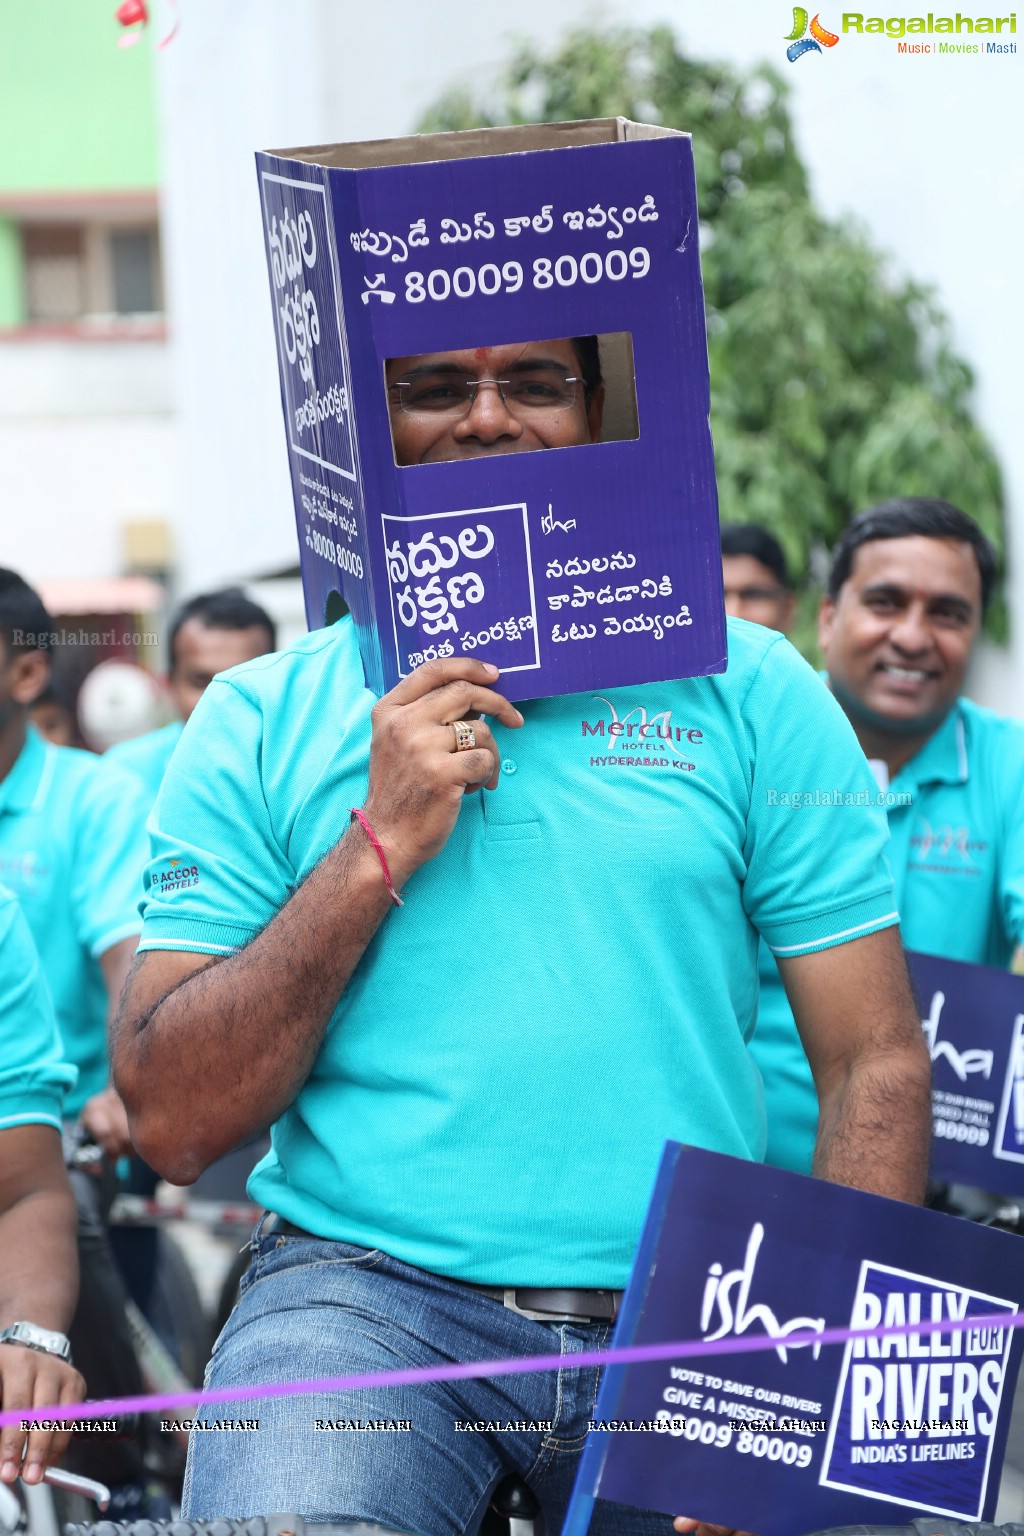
[183, 1225, 672, 1536]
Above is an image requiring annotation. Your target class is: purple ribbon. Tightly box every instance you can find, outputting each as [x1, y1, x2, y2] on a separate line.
[4, 1306, 1022, 1430]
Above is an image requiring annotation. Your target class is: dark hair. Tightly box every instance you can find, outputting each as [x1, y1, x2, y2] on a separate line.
[719, 524, 791, 590]
[828, 498, 998, 612]
[0, 568, 56, 655]
[169, 587, 277, 667]
[571, 336, 603, 404]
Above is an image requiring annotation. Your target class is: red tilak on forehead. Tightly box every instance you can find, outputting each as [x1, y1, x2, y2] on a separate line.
[473, 348, 490, 363]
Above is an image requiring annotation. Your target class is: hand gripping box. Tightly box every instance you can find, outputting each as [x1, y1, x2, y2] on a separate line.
[256, 118, 726, 700]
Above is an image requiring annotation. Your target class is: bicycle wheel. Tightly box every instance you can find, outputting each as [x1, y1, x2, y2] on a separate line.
[13, 1478, 98, 1536]
[146, 1230, 211, 1387]
[209, 1245, 250, 1359]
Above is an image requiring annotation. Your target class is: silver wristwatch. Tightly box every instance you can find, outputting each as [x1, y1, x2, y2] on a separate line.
[0, 1321, 73, 1363]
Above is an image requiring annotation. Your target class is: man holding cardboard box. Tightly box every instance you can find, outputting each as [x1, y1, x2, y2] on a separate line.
[113, 122, 931, 1534]
[112, 440, 930, 1536]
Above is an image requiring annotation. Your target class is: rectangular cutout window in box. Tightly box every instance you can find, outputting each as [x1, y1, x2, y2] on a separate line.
[384, 332, 637, 468]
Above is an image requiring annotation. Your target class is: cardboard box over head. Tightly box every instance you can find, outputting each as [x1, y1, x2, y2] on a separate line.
[256, 118, 726, 700]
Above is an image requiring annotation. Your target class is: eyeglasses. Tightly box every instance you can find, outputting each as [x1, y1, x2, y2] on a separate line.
[389, 367, 580, 417]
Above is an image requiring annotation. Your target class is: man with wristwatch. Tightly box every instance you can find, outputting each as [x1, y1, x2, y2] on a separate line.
[0, 885, 84, 1487]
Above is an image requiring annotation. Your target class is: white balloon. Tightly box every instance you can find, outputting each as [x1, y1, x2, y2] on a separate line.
[77, 660, 164, 751]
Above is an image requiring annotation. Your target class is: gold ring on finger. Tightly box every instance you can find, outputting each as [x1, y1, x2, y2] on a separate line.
[452, 720, 477, 752]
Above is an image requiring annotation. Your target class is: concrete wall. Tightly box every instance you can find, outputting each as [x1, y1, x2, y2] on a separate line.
[0, 337, 177, 586]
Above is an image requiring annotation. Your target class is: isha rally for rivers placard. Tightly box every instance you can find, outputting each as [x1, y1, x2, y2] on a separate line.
[563, 1144, 1024, 1536]
[909, 950, 1024, 1195]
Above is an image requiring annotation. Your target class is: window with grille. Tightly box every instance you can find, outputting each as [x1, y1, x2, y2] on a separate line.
[20, 221, 162, 323]
[23, 225, 86, 322]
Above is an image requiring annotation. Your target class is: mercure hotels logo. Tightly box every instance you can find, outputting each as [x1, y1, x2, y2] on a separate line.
[580, 696, 703, 773]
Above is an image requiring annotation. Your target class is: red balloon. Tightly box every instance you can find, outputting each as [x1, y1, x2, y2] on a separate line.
[115, 0, 148, 27]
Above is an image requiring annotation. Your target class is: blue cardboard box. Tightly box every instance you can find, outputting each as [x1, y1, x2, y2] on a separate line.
[256, 119, 726, 699]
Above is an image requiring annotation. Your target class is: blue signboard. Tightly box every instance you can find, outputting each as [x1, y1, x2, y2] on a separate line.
[907, 950, 1024, 1194]
[565, 1144, 1024, 1536]
[256, 120, 725, 700]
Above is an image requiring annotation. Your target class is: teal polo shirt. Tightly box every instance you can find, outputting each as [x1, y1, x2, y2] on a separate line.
[0, 886, 77, 1130]
[0, 729, 149, 1118]
[138, 615, 897, 1288]
[751, 693, 1024, 1173]
[107, 721, 184, 807]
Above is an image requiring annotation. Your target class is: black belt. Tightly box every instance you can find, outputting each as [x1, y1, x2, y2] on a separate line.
[268, 1218, 623, 1324]
[462, 1285, 623, 1324]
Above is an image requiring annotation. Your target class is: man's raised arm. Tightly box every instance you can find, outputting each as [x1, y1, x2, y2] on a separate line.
[113, 658, 522, 1182]
[778, 925, 932, 1202]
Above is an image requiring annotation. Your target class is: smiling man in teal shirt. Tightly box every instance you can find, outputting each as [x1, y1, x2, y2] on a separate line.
[751, 497, 1024, 1173]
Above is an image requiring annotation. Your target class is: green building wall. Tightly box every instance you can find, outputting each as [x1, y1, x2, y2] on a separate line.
[0, 0, 160, 324]
[0, 220, 19, 328]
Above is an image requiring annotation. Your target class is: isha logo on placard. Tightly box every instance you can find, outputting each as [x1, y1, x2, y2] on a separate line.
[922, 989, 994, 1084]
[259, 172, 356, 481]
[993, 1015, 1024, 1165]
[820, 1261, 1017, 1519]
[700, 1222, 826, 1363]
[383, 504, 540, 678]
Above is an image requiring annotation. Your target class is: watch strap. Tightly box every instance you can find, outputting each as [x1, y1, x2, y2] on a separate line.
[0, 1321, 73, 1363]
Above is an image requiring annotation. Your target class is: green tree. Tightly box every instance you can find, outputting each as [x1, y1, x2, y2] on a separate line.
[419, 25, 1006, 643]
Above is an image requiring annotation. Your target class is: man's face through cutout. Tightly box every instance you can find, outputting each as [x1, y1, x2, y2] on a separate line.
[386, 339, 604, 466]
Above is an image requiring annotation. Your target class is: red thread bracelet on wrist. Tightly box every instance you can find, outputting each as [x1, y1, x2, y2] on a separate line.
[350, 808, 404, 907]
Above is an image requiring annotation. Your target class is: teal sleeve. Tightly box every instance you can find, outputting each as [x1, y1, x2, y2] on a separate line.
[750, 937, 817, 1174]
[139, 679, 294, 954]
[741, 637, 899, 955]
[0, 892, 77, 1129]
[107, 724, 182, 805]
[1000, 777, 1024, 950]
[70, 759, 149, 958]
